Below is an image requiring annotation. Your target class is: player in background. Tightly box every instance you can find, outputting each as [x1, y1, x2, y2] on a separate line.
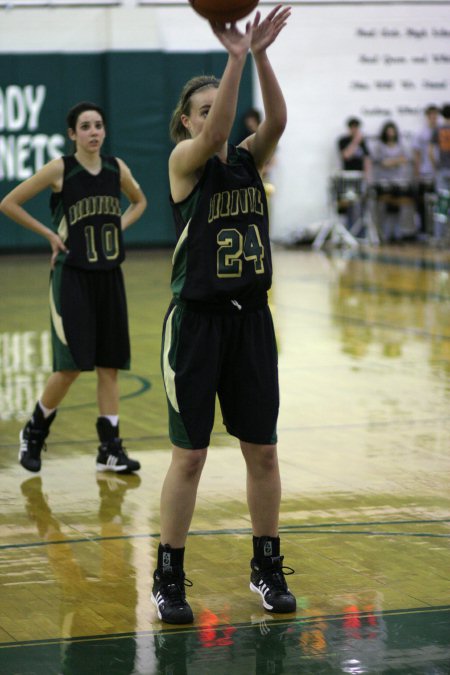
[151, 5, 296, 624]
[0, 101, 147, 474]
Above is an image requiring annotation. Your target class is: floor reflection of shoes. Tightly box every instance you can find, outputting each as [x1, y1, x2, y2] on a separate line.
[154, 628, 191, 675]
[251, 612, 275, 636]
[20, 476, 53, 537]
[96, 472, 141, 522]
[20, 475, 44, 499]
[250, 613, 298, 675]
[96, 472, 142, 491]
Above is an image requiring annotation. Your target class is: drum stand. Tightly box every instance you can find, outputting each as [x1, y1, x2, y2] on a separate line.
[312, 175, 360, 250]
[312, 177, 380, 250]
[312, 212, 359, 250]
[349, 190, 380, 245]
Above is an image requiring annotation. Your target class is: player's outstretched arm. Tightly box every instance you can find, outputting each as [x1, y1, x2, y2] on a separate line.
[242, 4, 291, 171]
[117, 158, 147, 231]
[171, 20, 252, 183]
[0, 159, 68, 267]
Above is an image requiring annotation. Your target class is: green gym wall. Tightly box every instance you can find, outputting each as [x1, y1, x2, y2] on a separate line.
[0, 51, 253, 251]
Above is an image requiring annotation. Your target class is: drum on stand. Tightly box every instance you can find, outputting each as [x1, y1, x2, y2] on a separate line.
[372, 180, 416, 241]
[373, 180, 414, 200]
[312, 171, 376, 250]
[331, 171, 364, 213]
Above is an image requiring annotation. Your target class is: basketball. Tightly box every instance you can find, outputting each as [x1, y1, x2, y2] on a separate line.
[189, 0, 259, 23]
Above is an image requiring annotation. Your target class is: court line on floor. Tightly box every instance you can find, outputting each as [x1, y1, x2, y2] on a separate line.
[281, 248, 450, 273]
[62, 373, 151, 411]
[339, 281, 450, 303]
[279, 415, 450, 433]
[1, 604, 449, 650]
[2, 414, 449, 449]
[2, 519, 449, 551]
[277, 272, 450, 303]
[277, 302, 450, 341]
[355, 249, 450, 272]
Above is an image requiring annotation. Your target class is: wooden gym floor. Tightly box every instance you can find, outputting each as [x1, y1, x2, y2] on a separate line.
[0, 244, 449, 674]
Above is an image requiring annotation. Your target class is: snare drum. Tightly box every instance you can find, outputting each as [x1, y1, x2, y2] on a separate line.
[419, 176, 435, 193]
[374, 180, 413, 198]
[331, 171, 364, 205]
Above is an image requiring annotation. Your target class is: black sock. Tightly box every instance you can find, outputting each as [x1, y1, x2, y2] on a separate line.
[96, 417, 119, 443]
[31, 402, 56, 430]
[157, 543, 185, 574]
[253, 535, 280, 561]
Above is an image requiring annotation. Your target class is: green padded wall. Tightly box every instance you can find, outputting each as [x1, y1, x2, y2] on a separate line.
[0, 51, 253, 250]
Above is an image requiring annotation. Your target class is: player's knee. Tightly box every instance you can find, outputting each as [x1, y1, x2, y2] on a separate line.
[59, 370, 81, 384]
[244, 443, 278, 473]
[96, 366, 118, 381]
[258, 444, 279, 472]
[173, 446, 207, 480]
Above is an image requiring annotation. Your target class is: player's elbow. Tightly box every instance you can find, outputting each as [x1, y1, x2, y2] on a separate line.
[277, 111, 288, 134]
[205, 127, 229, 153]
[0, 196, 13, 217]
[267, 113, 287, 140]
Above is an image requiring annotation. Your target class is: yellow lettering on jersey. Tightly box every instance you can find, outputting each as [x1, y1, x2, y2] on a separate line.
[208, 193, 221, 223]
[230, 189, 249, 215]
[220, 190, 231, 218]
[208, 187, 264, 224]
[68, 196, 121, 225]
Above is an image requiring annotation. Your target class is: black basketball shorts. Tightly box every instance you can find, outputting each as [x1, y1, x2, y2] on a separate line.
[161, 301, 279, 449]
[50, 262, 130, 371]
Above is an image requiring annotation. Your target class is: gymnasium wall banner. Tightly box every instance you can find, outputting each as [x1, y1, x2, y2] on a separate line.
[0, 85, 65, 182]
[0, 51, 253, 252]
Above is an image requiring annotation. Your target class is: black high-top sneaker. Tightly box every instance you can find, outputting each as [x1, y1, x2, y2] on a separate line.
[151, 567, 194, 625]
[95, 417, 140, 474]
[250, 555, 296, 613]
[19, 406, 56, 473]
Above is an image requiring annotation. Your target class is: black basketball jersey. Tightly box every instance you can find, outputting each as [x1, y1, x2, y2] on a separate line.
[51, 155, 125, 270]
[170, 145, 272, 305]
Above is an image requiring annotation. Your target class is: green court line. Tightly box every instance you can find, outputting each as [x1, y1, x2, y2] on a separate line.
[2, 415, 449, 449]
[63, 373, 151, 411]
[341, 281, 449, 303]
[2, 519, 449, 551]
[281, 518, 450, 528]
[0, 604, 449, 650]
[278, 304, 450, 341]
[275, 530, 450, 538]
[279, 415, 450, 432]
[354, 249, 450, 272]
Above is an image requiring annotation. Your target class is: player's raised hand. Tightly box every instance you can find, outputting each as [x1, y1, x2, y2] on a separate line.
[210, 19, 253, 58]
[251, 4, 291, 55]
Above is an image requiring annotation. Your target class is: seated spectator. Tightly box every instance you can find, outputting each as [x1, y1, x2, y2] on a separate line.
[335, 117, 371, 233]
[372, 121, 414, 242]
[338, 117, 371, 178]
